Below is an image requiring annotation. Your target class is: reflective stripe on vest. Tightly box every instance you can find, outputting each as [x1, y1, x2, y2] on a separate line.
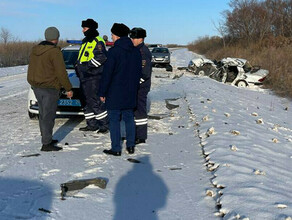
[77, 36, 105, 63]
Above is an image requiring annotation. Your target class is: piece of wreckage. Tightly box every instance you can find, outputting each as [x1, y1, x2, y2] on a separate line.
[60, 177, 107, 200]
[184, 57, 268, 87]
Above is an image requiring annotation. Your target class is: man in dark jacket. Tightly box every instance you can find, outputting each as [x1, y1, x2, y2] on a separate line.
[27, 27, 73, 152]
[99, 23, 142, 156]
[75, 18, 108, 133]
[130, 27, 152, 145]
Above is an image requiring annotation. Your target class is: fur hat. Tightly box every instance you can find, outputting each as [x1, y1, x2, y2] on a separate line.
[81, 19, 98, 29]
[45, 27, 60, 41]
[111, 23, 130, 37]
[129, 28, 146, 39]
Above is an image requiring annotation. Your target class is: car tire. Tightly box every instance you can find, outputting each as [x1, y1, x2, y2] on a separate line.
[28, 111, 39, 120]
[236, 80, 248, 87]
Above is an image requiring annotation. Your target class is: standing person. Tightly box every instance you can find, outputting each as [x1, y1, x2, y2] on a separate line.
[75, 18, 109, 133]
[130, 27, 152, 144]
[27, 27, 73, 152]
[99, 23, 142, 156]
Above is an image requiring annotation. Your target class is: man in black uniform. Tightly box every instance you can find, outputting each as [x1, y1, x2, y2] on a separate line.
[130, 27, 152, 144]
[75, 18, 108, 133]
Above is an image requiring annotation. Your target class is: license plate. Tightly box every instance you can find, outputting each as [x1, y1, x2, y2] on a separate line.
[58, 99, 81, 107]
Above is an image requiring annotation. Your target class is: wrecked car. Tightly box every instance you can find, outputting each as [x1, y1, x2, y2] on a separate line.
[187, 58, 217, 76]
[209, 57, 268, 87]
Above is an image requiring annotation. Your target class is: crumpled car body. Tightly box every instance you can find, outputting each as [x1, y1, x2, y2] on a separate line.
[188, 57, 268, 87]
[188, 58, 217, 76]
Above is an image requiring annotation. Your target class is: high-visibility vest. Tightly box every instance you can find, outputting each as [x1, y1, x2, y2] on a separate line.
[77, 36, 105, 63]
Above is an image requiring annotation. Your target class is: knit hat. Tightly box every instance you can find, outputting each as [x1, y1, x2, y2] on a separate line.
[129, 28, 146, 39]
[45, 27, 60, 41]
[111, 23, 130, 37]
[81, 19, 98, 29]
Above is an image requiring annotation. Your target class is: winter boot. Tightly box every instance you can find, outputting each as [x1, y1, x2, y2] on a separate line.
[41, 142, 62, 152]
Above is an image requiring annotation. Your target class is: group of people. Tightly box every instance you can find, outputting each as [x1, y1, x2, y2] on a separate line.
[27, 18, 152, 156]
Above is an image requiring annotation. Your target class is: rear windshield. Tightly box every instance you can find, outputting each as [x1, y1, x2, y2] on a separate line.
[152, 48, 169, 53]
[62, 50, 79, 69]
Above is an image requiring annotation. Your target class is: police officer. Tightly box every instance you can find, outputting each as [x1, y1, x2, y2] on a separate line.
[130, 27, 152, 144]
[75, 18, 108, 132]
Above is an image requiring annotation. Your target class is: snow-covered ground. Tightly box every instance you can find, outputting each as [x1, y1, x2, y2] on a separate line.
[0, 48, 291, 220]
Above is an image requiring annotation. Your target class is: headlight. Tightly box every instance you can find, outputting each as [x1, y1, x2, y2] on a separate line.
[30, 100, 37, 105]
[165, 56, 169, 59]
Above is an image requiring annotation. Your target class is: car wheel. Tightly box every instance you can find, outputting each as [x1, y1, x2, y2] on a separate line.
[236, 80, 248, 87]
[28, 111, 39, 120]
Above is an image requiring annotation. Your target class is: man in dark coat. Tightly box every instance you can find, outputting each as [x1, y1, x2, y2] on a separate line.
[75, 18, 109, 133]
[27, 27, 73, 151]
[130, 27, 152, 145]
[99, 23, 142, 156]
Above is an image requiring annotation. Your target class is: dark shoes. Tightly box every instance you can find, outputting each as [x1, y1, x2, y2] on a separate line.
[135, 139, 146, 145]
[52, 139, 59, 144]
[97, 128, 109, 134]
[41, 142, 62, 152]
[79, 126, 98, 131]
[103, 149, 121, 156]
[126, 147, 135, 154]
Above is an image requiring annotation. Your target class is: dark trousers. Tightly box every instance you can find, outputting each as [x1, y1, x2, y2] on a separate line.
[108, 109, 135, 152]
[81, 79, 108, 130]
[134, 83, 150, 140]
[33, 87, 59, 145]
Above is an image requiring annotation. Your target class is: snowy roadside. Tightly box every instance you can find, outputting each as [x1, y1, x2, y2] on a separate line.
[0, 48, 291, 220]
[0, 65, 27, 78]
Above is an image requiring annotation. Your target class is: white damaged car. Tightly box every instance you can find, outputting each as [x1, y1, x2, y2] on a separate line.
[209, 57, 268, 87]
[188, 57, 268, 87]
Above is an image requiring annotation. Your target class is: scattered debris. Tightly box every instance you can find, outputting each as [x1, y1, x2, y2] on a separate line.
[148, 114, 169, 120]
[230, 130, 240, 135]
[207, 127, 215, 135]
[39, 208, 51, 213]
[276, 204, 288, 209]
[172, 72, 184, 79]
[230, 145, 238, 151]
[60, 177, 107, 200]
[272, 138, 279, 143]
[203, 115, 209, 121]
[178, 125, 185, 128]
[169, 167, 182, 170]
[254, 169, 266, 176]
[165, 100, 179, 110]
[206, 189, 216, 197]
[251, 112, 258, 116]
[127, 158, 141, 163]
[256, 118, 264, 124]
[155, 74, 169, 78]
[21, 153, 41, 158]
[224, 113, 231, 117]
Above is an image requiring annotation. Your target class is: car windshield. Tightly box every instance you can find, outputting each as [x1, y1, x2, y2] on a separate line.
[62, 50, 79, 69]
[152, 48, 169, 53]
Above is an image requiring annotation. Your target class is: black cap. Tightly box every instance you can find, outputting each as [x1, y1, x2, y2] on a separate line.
[130, 27, 146, 39]
[111, 23, 130, 37]
[81, 19, 98, 29]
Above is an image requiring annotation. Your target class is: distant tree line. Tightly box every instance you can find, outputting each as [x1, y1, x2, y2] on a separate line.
[188, 0, 292, 97]
[218, 0, 292, 46]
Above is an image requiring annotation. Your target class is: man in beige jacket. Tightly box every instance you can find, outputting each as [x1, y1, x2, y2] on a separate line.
[27, 27, 73, 151]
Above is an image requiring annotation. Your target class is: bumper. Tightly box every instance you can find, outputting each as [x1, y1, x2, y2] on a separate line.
[28, 105, 84, 116]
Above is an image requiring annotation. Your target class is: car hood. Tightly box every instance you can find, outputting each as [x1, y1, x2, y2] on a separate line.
[66, 70, 80, 88]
